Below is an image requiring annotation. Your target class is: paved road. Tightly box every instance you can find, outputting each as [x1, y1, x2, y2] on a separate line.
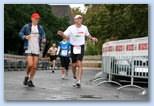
[4, 69, 148, 100]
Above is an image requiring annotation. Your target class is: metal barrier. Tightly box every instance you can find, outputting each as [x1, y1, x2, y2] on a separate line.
[96, 37, 148, 92]
[4, 54, 61, 71]
[4, 54, 26, 71]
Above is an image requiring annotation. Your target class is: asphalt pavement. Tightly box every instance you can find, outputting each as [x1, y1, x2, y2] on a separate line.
[4, 69, 148, 101]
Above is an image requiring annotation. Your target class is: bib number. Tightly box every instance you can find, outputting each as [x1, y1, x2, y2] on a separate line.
[61, 50, 68, 56]
[73, 46, 81, 54]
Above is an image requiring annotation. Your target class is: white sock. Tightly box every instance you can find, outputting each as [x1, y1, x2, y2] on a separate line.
[62, 74, 65, 78]
[77, 80, 81, 84]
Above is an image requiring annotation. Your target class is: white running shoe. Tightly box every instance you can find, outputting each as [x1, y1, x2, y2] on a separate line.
[76, 80, 81, 88]
[61, 74, 65, 80]
[73, 78, 77, 87]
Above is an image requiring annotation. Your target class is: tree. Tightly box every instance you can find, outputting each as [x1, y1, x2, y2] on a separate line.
[5, 4, 148, 55]
[83, 4, 148, 55]
[4, 4, 70, 55]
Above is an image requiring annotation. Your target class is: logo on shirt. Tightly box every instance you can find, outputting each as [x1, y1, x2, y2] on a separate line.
[77, 31, 84, 34]
[74, 32, 84, 37]
[75, 35, 81, 37]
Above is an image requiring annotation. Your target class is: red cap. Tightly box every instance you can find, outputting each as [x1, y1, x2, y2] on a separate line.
[31, 12, 40, 19]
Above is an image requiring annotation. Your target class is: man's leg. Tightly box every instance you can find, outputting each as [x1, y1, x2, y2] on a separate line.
[52, 60, 56, 70]
[51, 59, 56, 73]
[28, 56, 39, 87]
[29, 56, 39, 80]
[75, 51, 84, 88]
[76, 60, 83, 87]
[26, 55, 33, 76]
[49, 57, 52, 70]
[72, 62, 78, 87]
[60, 57, 65, 79]
[23, 55, 33, 86]
[61, 67, 65, 79]
[72, 63, 77, 79]
[65, 57, 70, 77]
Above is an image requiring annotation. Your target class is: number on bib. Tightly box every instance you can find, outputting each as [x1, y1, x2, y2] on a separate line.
[73, 46, 81, 54]
[61, 50, 68, 56]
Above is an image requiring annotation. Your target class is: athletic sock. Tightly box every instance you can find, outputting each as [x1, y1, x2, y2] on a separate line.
[62, 74, 65, 78]
[77, 80, 81, 84]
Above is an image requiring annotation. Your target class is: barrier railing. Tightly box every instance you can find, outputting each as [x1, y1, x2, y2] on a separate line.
[4, 54, 61, 71]
[96, 37, 148, 93]
[4, 54, 102, 72]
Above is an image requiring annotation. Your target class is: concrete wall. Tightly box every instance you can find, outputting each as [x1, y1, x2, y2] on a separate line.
[4, 54, 102, 71]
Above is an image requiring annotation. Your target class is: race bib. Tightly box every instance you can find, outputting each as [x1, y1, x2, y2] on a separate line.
[73, 46, 81, 54]
[61, 50, 68, 56]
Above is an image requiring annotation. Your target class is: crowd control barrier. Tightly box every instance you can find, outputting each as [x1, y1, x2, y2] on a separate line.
[4, 54, 61, 71]
[97, 37, 148, 92]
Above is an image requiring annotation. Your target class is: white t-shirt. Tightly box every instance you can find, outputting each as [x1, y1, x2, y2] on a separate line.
[25, 25, 40, 54]
[64, 24, 90, 46]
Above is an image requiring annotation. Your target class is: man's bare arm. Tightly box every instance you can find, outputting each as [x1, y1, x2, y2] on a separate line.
[57, 31, 69, 39]
[87, 35, 98, 42]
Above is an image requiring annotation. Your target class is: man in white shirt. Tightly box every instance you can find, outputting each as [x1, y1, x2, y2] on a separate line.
[57, 15, 98, 88]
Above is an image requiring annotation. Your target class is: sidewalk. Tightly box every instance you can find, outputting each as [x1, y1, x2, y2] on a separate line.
[4, 69, 148, 100]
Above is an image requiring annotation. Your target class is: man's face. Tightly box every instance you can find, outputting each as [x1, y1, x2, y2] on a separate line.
[31, 18, 40, 25]
[52, 43, 56, 47]
[74, 17, 83, 25]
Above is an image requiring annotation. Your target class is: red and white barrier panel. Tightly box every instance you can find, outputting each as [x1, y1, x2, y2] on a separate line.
[102, 37, 148, 56]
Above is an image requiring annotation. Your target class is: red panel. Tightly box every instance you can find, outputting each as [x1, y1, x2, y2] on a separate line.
[108, 46, 113, 52]
[138, 43, 148, 50]
[116, 45, 124, 51]
[126, 44, 134, 51]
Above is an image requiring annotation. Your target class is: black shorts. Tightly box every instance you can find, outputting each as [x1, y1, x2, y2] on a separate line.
[50, 55, 57, 61]
[71, 45, 84, 63]
[25, 53, 39, 57]
[60, 56, 70, 70]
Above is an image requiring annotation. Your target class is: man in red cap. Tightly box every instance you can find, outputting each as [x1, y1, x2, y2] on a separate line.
[19, 12, 46, 87]
[57, 15, 98, 88]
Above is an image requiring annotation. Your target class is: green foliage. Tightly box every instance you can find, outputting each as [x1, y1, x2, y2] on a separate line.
[85, 40, 100, 55]
[83, 4, 148, 55]
[4, 4, 148, 55]
[71, 7, 84, 16]
[4, 4, 70, 54]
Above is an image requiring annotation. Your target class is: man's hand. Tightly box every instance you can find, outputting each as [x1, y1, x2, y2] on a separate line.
[24, 35, 31, 40]
[91, 37, 98, 42]
[42, 38, 46, 43]
[57, 30, 64, 36]
[57, 30, 69, 39]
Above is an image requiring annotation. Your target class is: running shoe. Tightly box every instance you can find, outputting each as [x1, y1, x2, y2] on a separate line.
[72, 78, 77, 87]
[76, 83, 81, 88]
[75, 80, 81, 88]
[23, 76, 29, 86]
[61, 74, 65, 80]
[27, 80, 35, 87]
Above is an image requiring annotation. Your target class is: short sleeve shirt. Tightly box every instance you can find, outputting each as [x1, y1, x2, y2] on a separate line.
[64, 25, 90, 46]
[25, 25, 40, 54]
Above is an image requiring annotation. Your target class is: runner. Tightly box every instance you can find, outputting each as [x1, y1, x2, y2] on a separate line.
[47, 43, 58, 73]
[57, 15, 98, 88]
[57, 37, 71, 79]
[19, 12, 46, 87]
